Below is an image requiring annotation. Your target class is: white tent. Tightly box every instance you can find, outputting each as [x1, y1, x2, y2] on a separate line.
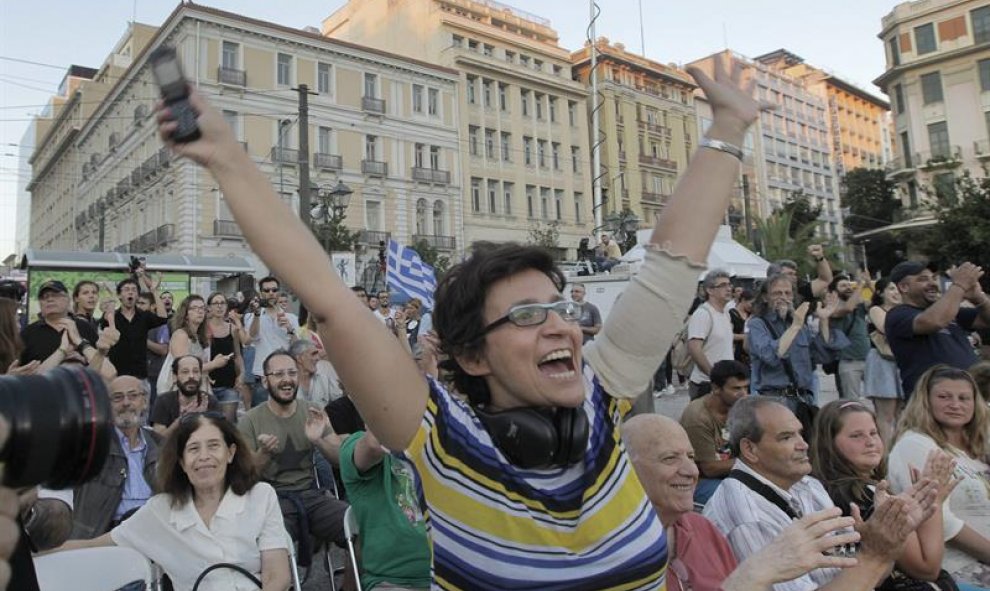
[620, 225, 769, 279]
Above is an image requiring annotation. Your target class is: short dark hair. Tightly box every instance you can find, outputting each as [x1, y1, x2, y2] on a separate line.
[351, 286, 367, 297]
[433, 242, 565, 406]
[258, 276, 280, 291]
[710, 360, 749, 389]
[727, 396, 786, 458]
[157, 414, 258, 508]
[262, 349, 294, 375]
[138, 292, 156, 305]
[828, 274, 851, 293]
[171, 354, 203, 376]
[72, 280, 98, 300]
[116, 278, 140, 295]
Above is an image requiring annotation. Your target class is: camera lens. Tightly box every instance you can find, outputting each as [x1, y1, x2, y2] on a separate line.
[0, 366, 111, 489]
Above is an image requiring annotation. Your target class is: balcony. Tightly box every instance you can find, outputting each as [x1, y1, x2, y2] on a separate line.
[213, 219, 243, 238]
[412, 167, 451, 184]
[362, 96, 386, 114]
[362, 160, 387, 177]
[359, 229, 391, 245]
[640, 120, 672, 138]
[976, 140, 990, 161]
[412, 234, 456, 250]
[217, 66, 246, 87]
[916, 147, 962, 171]
[638, 154, 678, 171]
[271, 147, 298, 165]
[884, 156, 915, 180]
[618, 150, 627, 161]
[116, 178, 131, 196]
[314, 153, 343, 170]
[641, 191, 668, 205]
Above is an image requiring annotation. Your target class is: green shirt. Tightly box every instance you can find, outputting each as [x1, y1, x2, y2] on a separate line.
[838, 304, 871, 362]
[339, 432, 430, 590]
[238, 401, 319, 491]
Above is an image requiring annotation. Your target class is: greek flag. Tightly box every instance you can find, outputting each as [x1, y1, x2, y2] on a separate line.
[386, 239, 437, 310]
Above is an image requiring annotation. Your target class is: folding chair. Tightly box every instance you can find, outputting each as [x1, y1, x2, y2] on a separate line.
[343, 506, 363, 591]
[286, 532, 305, 591]
[34, 546, 155, 591]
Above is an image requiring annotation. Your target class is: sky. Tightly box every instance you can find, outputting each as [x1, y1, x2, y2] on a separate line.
[0, 0, 896, 259]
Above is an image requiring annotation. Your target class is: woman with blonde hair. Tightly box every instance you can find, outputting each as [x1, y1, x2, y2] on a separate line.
[888, 364, 990, 589]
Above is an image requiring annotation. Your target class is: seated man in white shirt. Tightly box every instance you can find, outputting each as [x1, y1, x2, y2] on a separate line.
[704, 396, 935, 591]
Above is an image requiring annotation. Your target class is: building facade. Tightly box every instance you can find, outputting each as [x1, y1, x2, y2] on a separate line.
[570, 38, 697, 226]
[323, 0, 594, 255]
[28, 4, 462, 283]
[875, 0, 990, 218]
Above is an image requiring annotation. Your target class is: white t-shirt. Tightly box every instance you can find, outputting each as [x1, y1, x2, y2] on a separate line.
[888, 430, 990, 586]
[111, 482, 289, 591]
[687, 301, 734, 384]
[245, 308, 299, 376]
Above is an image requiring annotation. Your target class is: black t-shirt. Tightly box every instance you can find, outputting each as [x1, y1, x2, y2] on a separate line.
[19, 317, 99, 364]
[886, 304, 979, 396]
[101, 308, 167, 379]
[149, 390, 220, 427]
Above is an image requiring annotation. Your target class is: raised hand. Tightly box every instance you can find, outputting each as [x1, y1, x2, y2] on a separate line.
[155, 89, 241, 169]
[257, 433, 280, 455]
[947, 262, 984, 295]
[56, 318, 82, 347]
[807, 244, 825, 261]
[96, 325, 120, 354]
[912, 449, 961, 505]
[819, 292, 840, 321]
[791, 301, 810, 326]
[304, 406, 331, 443]
[685, 53, 771, 142]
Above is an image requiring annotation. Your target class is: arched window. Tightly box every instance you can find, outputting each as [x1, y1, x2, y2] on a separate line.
[432, 200, 445, 236]
[416, 198, 429, 236]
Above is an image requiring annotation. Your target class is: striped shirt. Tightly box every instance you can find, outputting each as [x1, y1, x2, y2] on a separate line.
[403, 364, 669, 590]
[703, 460, 840, 591]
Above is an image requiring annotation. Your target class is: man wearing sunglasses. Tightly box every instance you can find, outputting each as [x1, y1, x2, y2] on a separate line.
[246, 276, 299, 404]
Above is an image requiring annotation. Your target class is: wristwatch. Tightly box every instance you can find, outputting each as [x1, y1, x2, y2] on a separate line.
[76, 339, 94, 353]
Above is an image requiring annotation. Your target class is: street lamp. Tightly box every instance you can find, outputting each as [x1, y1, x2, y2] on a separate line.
[604, 209, 640, 246]
[306, 180, 355, 254]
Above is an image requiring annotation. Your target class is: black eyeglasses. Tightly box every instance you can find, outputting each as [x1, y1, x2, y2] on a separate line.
[483, 301, 582, 334]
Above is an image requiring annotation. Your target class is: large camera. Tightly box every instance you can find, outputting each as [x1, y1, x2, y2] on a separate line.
[0, 366, 111, 488]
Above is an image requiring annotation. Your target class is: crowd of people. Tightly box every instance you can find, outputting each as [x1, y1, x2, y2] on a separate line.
[0, 53, 988, 591]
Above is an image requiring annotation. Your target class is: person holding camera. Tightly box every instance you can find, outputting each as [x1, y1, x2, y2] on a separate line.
[245, 277, 298, 404]
[101, 276, 168, 382]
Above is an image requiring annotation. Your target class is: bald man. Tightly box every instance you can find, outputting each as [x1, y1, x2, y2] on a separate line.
[70, 376, 160, 539]
[623, 415, 885, 591]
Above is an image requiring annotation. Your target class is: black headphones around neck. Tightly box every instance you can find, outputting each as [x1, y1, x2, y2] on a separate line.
[474, 405, 589, 469]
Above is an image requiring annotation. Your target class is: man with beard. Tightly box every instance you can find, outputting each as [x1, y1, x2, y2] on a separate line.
[102, 276, 167, 380]
[238, 350, 349, 566]
[149, 355, 220, 438]
[70, 376, 160, 538]
[886, 261, 990, 396]
[828, 275, 870, 400]
[246, 276, 299, 386]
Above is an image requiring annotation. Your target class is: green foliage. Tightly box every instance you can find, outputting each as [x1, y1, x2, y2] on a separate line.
[919, 173, 990, 270]
[840, 167, 905, 275]
[780, 192, 822, 236]
[314, 214, 360, 253]
[527, 220, 561, 250]
[755, 210, 817, 271]
[409, 239, 450, 279]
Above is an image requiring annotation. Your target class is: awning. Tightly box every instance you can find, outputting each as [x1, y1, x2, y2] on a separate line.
[852, 216, 937, 240]
[620, 225, 769, 279]
[19, 249, 255, 275]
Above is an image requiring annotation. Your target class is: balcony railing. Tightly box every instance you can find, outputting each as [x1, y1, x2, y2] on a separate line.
[640, 120, 672, 137]
[314, 153, 343, 170]
[975, 139, 990, 160]
[359, 229, 391, 245]
[916, 147, 962, 171]
[411, 167, 451, 184]
[638, 154, 678, 171]
[217, 66, 247, 86]
[271, 147, 298, 165]
[213, 219, 243, 238]
[362, 159, 387, 176]
[362, 96, 386, 114]
[884, 155, 914, 179]
[412, 234, 456, 250]
[641, 191, 668, 205]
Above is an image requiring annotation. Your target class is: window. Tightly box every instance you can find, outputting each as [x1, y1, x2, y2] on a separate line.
[524, 136, 533, 165]
[414, 143, 426, 168]
[568, 100, 577, 126]
[554, 189, 563, 221]
[505, 50, 516, 63]
[927, 121, 950, 158]
[553, 64, 563, 76]
[452, 34, 463, 47]
[468, 39, 478, 51]
[526, 185, 536, 218]
[503, 182, 514, 216]
[934, 172, 956, 204]
[520, 55, 530, 67]
[428, 88, 439, 115]
[986, 111, 990, 138]
[430, 146, 440, 169]
[488, 180, 498, 213]
[900, 131, 912, 167]
[540, 188, 550, 219]
[318, 126, 332, 154]
[482, 79, 493, 108]
[537, 140, 547, 168]
[412, 84, 424, 113]
[980, 59, 990, 92]
[571, 146, 579, 173]
[277, 53, 292, 86]
[365, 135, 378, 161]
[551, 142, 560, 170]
[466, 75, 477, 104]
[549, 97, 557, 122]
[498, 83, 508, 111]
[416, 199, 429, 235]
[574, 192, 583, 223]
[223, 110, 240, 138]
[469, 126, 480, 156]
[534, 59, 543, 72]
[364, 73, 378, 98]
[915, 24, 937, 55]
[433, 201, 445, 235]
[277, 118, 292, 148]
[888, 37, 900, 66]
[893, 84, 905, 114]
[222, 41, 239, 69]
[485, 129, 495, 159]
[365, 200, 383, 231]
[483, 44, 494, 57]
[535, 93, 544, 119]
[318, 62, 332, 94]
[471, 178, 482, 212]
[973, 6, 990, 44]
[501, 132, 511, 161]
[921, 71, 943, 104]
[521, 90, 530, 116]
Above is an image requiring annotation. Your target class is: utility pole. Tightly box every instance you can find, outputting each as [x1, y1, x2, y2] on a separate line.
[295, 84, 318, 229]
[741, 173, 754, 247]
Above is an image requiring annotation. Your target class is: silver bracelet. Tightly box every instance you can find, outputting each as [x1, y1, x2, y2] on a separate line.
[700, 137, 744, 161]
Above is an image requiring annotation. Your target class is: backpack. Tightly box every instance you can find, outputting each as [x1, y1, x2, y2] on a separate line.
[670, 306, 712, 376]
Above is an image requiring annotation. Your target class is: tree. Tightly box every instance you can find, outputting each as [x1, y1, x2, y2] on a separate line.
[780, 191, 822, 236]
[918, 173, 990, 270]
[840, 168, 900, 232]
[313, 214, 360, 253]
[753, 209, 818, 276]
[527, 220, 561, 251]
[409, 239, 451, 279]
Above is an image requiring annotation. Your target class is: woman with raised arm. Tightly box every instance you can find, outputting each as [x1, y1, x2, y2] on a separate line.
[157, 54, 766, 590]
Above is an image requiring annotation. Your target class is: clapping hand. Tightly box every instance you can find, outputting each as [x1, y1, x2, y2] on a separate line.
[304, 406, 331, 443]
[818, 292, 840, 321]
[854, 481, 917, 561]
[911, 449, 962, 506]
[257, 433, 280, 455]
[791, 301, 810, 326]
[947, 262, 984, 299]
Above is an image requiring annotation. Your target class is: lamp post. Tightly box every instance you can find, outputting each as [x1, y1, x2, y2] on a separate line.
[307, 180, 354, 253]
[604, 209, 641, 251]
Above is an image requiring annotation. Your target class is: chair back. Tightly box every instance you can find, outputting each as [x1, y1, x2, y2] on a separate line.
[344, 506, 362, 591]
[34, 546, 153, 591]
